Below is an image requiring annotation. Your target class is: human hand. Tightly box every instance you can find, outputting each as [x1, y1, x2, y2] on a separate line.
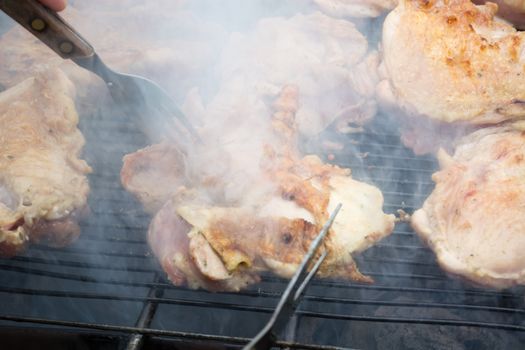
[38, 0, 67, 11]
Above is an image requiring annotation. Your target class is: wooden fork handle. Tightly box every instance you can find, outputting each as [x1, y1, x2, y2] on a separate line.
[0, 0, 94, 59]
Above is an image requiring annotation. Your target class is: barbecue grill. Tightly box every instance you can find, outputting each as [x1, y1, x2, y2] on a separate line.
[0, 104, 524, 349]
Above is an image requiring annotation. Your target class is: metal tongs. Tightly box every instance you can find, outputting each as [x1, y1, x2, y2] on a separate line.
[244, 203, 342, 350]
[0, 0, 199, 143]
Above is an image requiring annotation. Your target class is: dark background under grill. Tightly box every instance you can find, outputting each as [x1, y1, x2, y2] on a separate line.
[0, 108, 524, 350]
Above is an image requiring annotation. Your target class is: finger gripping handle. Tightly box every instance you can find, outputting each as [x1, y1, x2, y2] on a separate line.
[0, 0, 94, 59]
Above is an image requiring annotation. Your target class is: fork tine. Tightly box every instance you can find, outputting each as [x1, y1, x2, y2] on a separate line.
[145, 82, 202, 143]
[166, 107, 202, 144]
[131, 76, 202, 143]
[73, 54, 201, 143]
[165, 103, 202, 143]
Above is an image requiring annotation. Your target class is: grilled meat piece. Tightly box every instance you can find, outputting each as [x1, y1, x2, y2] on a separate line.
[125, 86, 394, 291]
[121, 143, 186, 214]
[150, 172, 394, 292]
[379, 0, 525, 154]
[216, 12, 378, 137]
[172, 174, 393, 285]
[0, 69, 91, 257]
[412, 125, 525, 288]
[148, 198, 261, 292]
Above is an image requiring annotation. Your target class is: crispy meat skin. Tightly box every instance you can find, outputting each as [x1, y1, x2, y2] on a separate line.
[379, 0, 525, 154]
[128, 86, 394, 291]
[0, 70, 91, 257]
[412, 125, 525, 288]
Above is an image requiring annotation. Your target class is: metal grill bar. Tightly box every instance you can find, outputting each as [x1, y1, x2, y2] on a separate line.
[125, 274, 164, 350]
[3, 310, 525, 335]
[3, 258, 523, 299]
[4, 260, 465, 284]
[0, 316, 350, 350]
[1, 286, 523, 318]
[0, 258, 514, 301]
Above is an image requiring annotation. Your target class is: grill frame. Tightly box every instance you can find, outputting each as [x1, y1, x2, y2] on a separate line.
[0, 110, 524, 350]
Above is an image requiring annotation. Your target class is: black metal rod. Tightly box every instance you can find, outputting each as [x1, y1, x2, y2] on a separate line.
[2, 259, 522, 300]
[9, 253, 450, 274]
[5, 253, 523, 298]
[4, 259, 451, 283]
[0, 285, 523, 315]
[11, 256, 156, 273]
[260, 276, 523, 299]
[0, 286, 276, 314]
[0, 265, 158, 287]
[124, 273, 164, 350]
[2, 313, 525, 335]
[13, 253, 442, 272]
[0, 315, 349, 350]
[76, 235, 148, 244]
[2, 259, 509, 287]
[369, 177, 434, 186]
[31, 245, 151, 259]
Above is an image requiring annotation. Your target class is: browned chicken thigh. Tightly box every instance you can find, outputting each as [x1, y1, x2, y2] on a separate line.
[0, 69, 91, 257]
[412, 124, 525, 288]
[379, 0, 525, 154]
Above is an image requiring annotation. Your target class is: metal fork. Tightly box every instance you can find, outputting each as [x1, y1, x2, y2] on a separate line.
[244, 203, 342, 350]
[0, 0, 200, 143]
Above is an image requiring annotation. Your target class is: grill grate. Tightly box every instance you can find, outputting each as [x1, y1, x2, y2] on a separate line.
[0, 109, 524, 349]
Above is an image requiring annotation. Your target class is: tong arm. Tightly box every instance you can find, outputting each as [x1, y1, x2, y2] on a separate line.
[244, 203, 342, 350]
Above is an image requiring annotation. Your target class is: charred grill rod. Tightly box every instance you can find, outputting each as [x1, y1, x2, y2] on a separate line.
[244, 204, 342, 350]
[124, 273, 164, 350]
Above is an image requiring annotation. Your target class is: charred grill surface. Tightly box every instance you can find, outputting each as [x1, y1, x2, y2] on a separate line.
[0, 110, 524, 349]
